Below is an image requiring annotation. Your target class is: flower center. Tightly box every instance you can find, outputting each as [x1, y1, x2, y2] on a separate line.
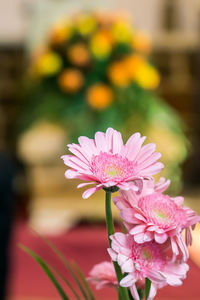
[131, 240, 165, 272]
[90, 152, 135, 183]
[153, 209, 169, 221]
[138, 193, 187, 229]
[142, 248, 153, 261]
[104, 165, 123, 178]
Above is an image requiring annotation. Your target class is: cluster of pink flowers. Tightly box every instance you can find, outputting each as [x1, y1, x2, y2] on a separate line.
[62, 128, 200, 300]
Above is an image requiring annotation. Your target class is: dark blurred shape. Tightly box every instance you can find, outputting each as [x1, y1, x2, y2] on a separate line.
[0, 151, 25, 300]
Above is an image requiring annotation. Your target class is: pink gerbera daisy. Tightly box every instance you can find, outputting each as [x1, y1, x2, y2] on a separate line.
[108, 233, 189, 300]
[114, 184, 200, 261]
[61, 128, 164, 198]
[87, 261, 145, 291]
[87, 261, 118, 289]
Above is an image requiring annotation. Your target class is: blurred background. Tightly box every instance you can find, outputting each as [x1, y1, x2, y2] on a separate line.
[0, 0, 200, 299]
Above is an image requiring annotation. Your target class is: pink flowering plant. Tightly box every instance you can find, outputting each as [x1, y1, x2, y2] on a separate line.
[22, 128, 200, 300]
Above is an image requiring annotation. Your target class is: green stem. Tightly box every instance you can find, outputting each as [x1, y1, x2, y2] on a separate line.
[105, 191, 130, 300]
[145, 278, 151, 299]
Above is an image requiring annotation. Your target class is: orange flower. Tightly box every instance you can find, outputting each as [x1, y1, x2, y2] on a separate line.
[50, 21, 72, 45]
[87, 83, 114, 110]
[58, 69, 84, 93]
[125, 54, 160, 89]
[132, 32, 152, 54]
[124, 54, 146, 79]
[67, 43, 90, 66]
[108, 61, 130, 87]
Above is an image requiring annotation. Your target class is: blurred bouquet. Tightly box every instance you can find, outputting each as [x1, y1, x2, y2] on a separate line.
[20, 12, 188, 191]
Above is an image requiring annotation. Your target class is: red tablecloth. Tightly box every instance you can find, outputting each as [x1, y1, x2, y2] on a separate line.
[7, 220, 200, 300]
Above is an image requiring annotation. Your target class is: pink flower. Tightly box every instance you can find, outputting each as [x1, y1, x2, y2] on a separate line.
[108, 233, 189, 300]
[61, 128, 164, 198]
[87, 261, 145, 291]
[87, 261, 117, 289]
[113, 183, 200, 261]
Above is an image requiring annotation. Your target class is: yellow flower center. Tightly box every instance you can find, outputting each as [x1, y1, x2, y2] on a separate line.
[104, 165, 123, 178]
[154, 209, 169, 220]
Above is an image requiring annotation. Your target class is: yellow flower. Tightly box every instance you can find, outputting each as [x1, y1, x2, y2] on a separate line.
[87, 83, 114, 110]
[67, 43, 90, 66]
[135, 63, 160, 90]
[132, 32, 152, 54]
[111, 21, 132, 43]
[58, 69, 84, 93]
[108, 61, 130, 87]
[90, 30, 113, 59]
[76, 14, 97, 35]
[36, 51, 62, 76]
[50, 21, 72, 44]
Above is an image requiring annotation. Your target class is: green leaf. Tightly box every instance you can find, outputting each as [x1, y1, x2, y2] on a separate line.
[145, 277, 151, 300]
[19, 244, 69, 300]
[50, 265, 81, 300]
[32, 232, 91, 300]
[71, 261, 95, 300]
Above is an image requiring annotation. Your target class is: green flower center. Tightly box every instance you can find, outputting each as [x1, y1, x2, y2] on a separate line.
[153, 209, 169, 220]
[142, 248, 152, 261]
[104, 165, 122, 178]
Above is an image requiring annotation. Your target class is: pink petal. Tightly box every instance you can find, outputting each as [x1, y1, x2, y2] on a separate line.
[77, 182, 95, 188]
[125, 133, 146, 161]
[82, 185, 102, 199]
[134, 233, 145, 243]
[139, 162, 164, 176]
[68, 144, 90, 163]
[65, 169, 78, 179]
[120, 274, 135, 287]
[164, 273, 182, 286]
[171, 237, 179, 256]
[185, 228, 192, 246]
[148, 283, 157, 300]
[147, 225, 159, 232]
[121, 258, 134, 273]
[78, 136, 98, 157]
[121, 209, 140, 224]
[138, 152, 162, 170]
[134, 213, 147, 222]
[129, 225, 146, 235]
[130, 284, 140, 300]
[154, 232, 168, 244]
[155, 177, 170, 193]
[135, 143, 156, 163]
[112, 130, 124, 154]
[147, 269, 165, 282]
[172, 196, 184, 206]
[94, 131, 107, 152]
[105, 128, 114, 151]
[107, 248, 118, 261]
[117, 253, 129, 265]
[176, 234, 189, 261]
[143, 231, 153, 242]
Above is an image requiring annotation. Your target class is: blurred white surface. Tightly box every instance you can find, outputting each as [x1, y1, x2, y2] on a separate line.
[1, 0, 200, 46]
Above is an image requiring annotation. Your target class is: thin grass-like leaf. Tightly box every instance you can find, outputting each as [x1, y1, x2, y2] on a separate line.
[19, 244, 69, 300]
[51, 265, 81, 300]
[72, 261, 95, 300]
[32, 231, 89, 300]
